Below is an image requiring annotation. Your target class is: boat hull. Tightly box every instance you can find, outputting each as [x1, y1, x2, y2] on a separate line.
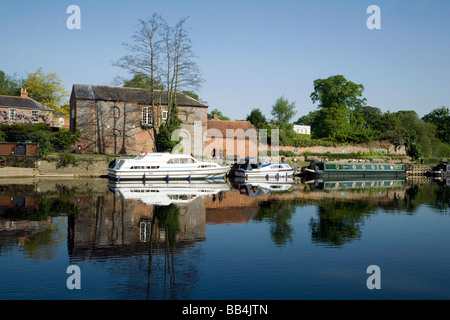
[108, 166, 229, 181]
[306, 171, 407, 179]
[303, 162, 407, 180]
[234, 169, 295, 180]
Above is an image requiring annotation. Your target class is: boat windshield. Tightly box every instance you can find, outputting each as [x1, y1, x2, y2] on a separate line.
[312, 162, 324, 170]
[114, 160, 125, 169]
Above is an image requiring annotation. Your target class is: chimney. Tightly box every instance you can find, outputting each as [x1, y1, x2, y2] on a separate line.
[20, 88, 29, 99]
[212, 114, 219, 121]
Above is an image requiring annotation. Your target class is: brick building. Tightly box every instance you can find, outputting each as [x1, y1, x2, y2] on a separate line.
[69, 84, 208, 154]
[205, 115, 259, 161]
[0, 88, 53, 125]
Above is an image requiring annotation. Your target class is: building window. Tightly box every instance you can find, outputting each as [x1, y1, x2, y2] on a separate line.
[178, 110, 188, 122]
[111, 106, 120, 118]
[10, 109, 17, 121]
[32, 110, 39, 123]
[142, 107, 153, 126]
[162, 110, 168, 120]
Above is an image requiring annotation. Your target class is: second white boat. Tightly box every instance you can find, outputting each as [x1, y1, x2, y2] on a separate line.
[230, 157, 295, 181]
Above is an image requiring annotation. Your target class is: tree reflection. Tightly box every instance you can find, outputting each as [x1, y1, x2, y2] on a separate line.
[146, 203, 182, 300]
[253, 200, 299, 246]
[250, 180, 450, 248]
[309, 199, 375, 247]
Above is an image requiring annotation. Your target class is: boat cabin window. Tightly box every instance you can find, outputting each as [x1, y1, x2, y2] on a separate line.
[167, 157, 196, 164]
[312, 162, 324, 170]
[167, 158, 195, 164]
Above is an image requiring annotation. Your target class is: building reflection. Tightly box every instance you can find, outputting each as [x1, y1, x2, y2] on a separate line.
[68, 180, 232, 259]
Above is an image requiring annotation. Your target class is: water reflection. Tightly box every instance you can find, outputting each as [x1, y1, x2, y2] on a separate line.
[0, 177, 449, 298]
[1, 178, 449, 254]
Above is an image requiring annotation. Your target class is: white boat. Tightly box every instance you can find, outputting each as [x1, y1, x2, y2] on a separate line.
[108, 153, 230, 181]
[230, 157, 295, 181]
[108, 180, 230, 206]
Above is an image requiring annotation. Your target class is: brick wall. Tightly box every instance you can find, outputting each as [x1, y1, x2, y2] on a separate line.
[0, 142, 39, 155]
[277, 141, 406, 155]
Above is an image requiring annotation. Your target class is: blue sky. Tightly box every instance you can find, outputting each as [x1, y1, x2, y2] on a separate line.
[1, 0, 449, 120]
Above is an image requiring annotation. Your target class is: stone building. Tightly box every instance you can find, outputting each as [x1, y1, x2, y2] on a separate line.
[69, 84, 208, 154]
[0, 88, 53, 125]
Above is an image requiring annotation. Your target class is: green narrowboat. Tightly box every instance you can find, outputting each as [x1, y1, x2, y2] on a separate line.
[302, 161, 407, 179]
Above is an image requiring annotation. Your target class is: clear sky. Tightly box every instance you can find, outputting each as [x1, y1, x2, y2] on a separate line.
[1, 0, 449, 120]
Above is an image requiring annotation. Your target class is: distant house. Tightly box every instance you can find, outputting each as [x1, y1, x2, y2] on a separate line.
[69, 84, 208, 154]
[206, 115, 259, 161]
[293, 125, 311, 135]
[0, 88, 54, 125]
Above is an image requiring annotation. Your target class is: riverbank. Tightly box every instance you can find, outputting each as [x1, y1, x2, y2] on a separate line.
[0, 152, 441, 179]
[0, 156, 112, 178]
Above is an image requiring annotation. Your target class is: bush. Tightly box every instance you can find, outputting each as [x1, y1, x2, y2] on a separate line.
[0, 123, 52, 142]
[0, 124, 81, 156]
[31, 131, 54, 156]
[56, 153, 79, 168]
[51, 129, 81, 150]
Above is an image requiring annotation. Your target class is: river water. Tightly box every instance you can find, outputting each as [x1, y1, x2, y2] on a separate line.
[0, 177, 449, 300]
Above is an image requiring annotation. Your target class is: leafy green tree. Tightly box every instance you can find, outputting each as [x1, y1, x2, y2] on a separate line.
[271, 96, 296, 126]
[156, 104, 182, 152]
[422, 106, 450, 144]
[209, 109, 230, 120]
[377, 112, 406, 151]
[0, 70, 22, 96]
[395, 110, 447, 159]
[23, 69, 69, 114]
[294, 110, 319, 126]
[310, 75, 370, 142]
[246, 108, 267, 129]
[269, 97, 298, 145]
[123, 73, 164, 90]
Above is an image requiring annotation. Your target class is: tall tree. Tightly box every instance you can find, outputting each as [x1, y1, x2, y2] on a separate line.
[23, 69, 68, 114]
[209, 109, 230, 120]
[0, 70, 22, 96]
[113, 13, 203, 152]
[246, 108, 267, 129]
[271, 96, 296, 126]
[114, 13, 164, 135]
[310, 75, 369, 142]
[422, 106, 450, 144]
[123, 73, 164, 90]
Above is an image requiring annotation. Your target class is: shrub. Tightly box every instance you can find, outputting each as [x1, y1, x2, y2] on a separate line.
[56, 153, 79, 168]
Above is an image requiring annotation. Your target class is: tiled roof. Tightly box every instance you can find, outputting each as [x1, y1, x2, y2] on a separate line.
[71, 84, 207, 107]
[0, 95, 53, 111]
[207, 120, 256, 137]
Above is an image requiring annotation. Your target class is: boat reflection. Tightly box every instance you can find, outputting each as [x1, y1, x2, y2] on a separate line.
[108, 180, 230, 206]
[230, 177, 295, 197]
[305, 178, 406, 191]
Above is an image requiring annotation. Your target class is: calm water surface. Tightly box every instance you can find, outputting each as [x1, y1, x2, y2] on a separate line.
[0, 177, 449, 300]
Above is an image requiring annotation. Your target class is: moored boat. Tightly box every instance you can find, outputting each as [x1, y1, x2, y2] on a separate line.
[108, 153, 230, 181]
[229, 157, 295, 181]
[302, 161, 407, 179]
[428, 161, 450, 178]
